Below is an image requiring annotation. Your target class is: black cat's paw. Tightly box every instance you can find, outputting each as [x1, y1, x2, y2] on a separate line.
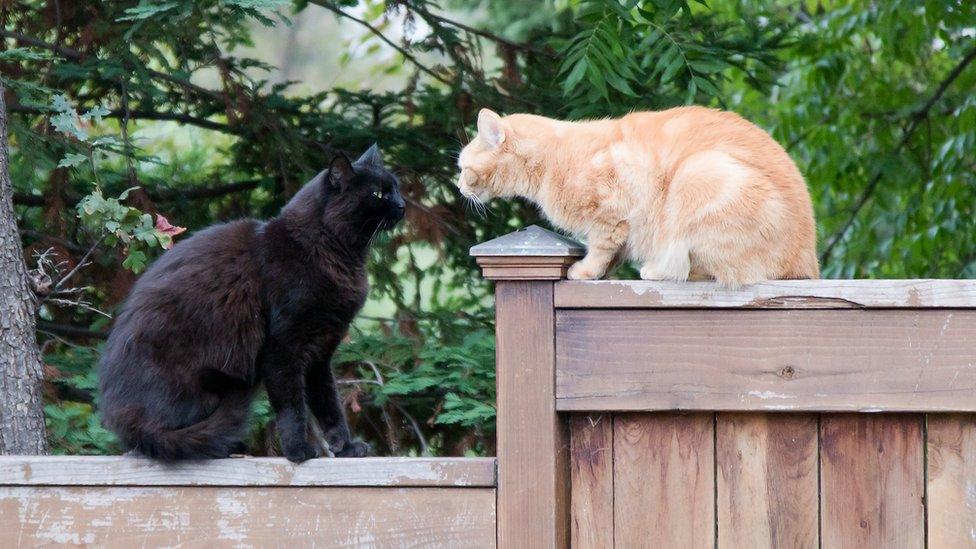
[229, 440, 249, 455]
[334, 439, 370, 458]
[283, 440, 324, 463]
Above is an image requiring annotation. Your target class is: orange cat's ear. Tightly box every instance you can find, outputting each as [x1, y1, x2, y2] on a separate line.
[477, 108, 506, 148]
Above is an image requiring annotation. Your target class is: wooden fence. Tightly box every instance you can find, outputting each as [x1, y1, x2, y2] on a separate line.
[472, 226, 976, 549]
[2, 225, 975, 547]
[0, 456, 496, 546]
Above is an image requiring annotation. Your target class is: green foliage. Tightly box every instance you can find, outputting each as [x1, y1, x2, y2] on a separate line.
[737, 0, 976, 279]
[43, 348, 119, 455]
[76, 188, 178, 273]
[330, 313, 496, 455]
[44, 402, 119, 455]
[4, 0, 975, 457]
[44, 94, 178, 273]
[555, 0, 788, 116]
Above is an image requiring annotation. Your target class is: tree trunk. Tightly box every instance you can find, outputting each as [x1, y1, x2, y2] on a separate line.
[0, 83, 48, 455]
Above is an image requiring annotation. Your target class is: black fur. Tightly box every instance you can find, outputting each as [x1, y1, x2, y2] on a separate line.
[99, 145, 404, 462]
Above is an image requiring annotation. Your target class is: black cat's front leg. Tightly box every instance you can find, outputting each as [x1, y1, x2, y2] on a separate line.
[260, 339, 322, 463]
[306, 361, 369, 457]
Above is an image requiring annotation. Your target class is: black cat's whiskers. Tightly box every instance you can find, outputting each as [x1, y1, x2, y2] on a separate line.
[367, 220, 384, 247]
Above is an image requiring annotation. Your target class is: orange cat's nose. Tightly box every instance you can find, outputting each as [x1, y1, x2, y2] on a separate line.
[457, 169, 475, 192]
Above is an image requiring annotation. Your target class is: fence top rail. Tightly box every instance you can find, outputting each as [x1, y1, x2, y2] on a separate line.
[555, 279, 976, 309]
[0, 456, 497, 488]
[470, 228, 976, 307]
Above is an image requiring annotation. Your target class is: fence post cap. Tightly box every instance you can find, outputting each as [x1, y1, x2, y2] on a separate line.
[470, 225, 584, 280]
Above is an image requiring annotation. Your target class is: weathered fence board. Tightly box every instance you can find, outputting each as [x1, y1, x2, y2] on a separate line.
[715, 414, 819, 549]
[613, 413, 714, 548]
[0, 486, 496, 547]
[570, 414, 613, 549]
[494, 280, 569, 549]
[570, 412, 976, 549]
[555, 279, 976, 309]
[820, 414, 925, 548]
[927, 414, 976, 549]
[556, 309, 976, 412]
[0, 456, 496, 487]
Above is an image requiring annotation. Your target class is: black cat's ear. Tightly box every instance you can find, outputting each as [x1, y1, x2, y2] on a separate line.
[327, 153, 356, 191]
[355, 143, 383, 168]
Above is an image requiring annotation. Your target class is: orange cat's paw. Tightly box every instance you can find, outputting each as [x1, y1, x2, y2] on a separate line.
[568, 262, 601, 280]
[640, 264, 689, 282]
[639, 265, 665, 281]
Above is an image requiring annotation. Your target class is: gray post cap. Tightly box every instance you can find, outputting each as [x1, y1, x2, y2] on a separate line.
[470, 226, 584, 280]
[469, 225, 584, 257]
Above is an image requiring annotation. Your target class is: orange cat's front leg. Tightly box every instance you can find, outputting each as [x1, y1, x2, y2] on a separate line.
[567, 220, 629, 280]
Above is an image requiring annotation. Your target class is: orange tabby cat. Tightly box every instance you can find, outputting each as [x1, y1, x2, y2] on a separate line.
[456, 107, 819, 286]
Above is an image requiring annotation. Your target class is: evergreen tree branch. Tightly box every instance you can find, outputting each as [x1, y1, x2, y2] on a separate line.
[0, 30, 226, 102]
[13, 179, 263, 208]
[8, 105, 232, 134]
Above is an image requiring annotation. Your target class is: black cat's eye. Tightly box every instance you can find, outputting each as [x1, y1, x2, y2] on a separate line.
[372, 190, 383, 199]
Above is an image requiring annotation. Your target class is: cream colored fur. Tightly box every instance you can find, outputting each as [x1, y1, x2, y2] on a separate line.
[456, 107, 819, 287]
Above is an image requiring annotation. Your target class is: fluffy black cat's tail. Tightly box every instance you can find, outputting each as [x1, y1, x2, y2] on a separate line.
[117, 390, 252, 460]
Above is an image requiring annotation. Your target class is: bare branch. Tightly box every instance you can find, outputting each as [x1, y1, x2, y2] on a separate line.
[391, 400, 430, 456]
[44, 297, 111, 318]
[54, 238, 100, 291]
[408, 3, 555, 58]
[35, 320, 108, 340]
[308, 1, 453, 86]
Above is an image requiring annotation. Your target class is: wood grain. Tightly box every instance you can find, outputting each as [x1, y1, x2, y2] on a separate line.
[477, 256, 577, 280]
[570, 414, 613, 549]
[495, 281, 569, 548]
[820, 415, 924, 548]
[716, 414, 818, 549]
[0, 486, 496, 547]
[613, 413, 714, 548]
[926, 414, 976, 549]
[0, 456, 496, 487]
[556, 309, 976, 412]
[555, 279, 976, 309]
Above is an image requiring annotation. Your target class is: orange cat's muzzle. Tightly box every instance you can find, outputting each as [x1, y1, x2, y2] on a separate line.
[457, 168, 490, 201]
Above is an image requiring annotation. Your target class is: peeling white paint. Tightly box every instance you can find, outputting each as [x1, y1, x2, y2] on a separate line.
[748, 390, 796, 400]
[761, 404, 798, 410]
[215, 491, 248, 542]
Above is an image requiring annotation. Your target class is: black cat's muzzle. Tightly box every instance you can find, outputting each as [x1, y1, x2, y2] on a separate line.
[380, 203, 405, 230]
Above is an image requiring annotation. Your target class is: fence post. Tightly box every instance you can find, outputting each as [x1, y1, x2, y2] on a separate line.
[471, 226, 584, 549]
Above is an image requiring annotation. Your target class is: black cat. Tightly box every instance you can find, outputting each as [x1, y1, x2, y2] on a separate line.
[99, 145, 404, 462]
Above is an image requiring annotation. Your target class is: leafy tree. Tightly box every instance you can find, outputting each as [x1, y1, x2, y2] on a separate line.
[2, 0, 974, 456]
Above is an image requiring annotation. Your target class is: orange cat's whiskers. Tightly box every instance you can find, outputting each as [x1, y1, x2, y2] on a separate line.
[464, 193, 489, 219]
